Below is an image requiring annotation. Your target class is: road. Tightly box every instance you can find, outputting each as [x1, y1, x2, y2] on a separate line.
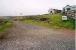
[0, 21, 75, 50]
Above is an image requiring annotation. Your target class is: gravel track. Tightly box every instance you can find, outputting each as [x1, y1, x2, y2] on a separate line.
[0, 21, 75, 50]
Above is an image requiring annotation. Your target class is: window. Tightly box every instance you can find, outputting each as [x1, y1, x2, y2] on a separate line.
[67, 8, 70, 11]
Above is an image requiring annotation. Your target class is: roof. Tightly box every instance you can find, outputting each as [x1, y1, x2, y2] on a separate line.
[64, 5, 76, 11]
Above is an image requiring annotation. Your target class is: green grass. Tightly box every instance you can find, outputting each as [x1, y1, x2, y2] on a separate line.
[23, 14, 75, 30]
[0, 21, 12, 32]
[23, 19, 50, 27]
[50, 14, 75, 29]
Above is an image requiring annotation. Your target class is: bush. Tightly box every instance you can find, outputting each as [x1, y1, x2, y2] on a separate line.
[0, 19, 4, 25]
[40, 18, 49, 21]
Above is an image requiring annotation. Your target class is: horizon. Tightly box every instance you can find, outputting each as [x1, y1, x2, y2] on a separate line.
[0, 0, 76, 16]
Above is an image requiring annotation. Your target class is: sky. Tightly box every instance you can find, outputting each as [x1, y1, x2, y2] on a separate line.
[0, 0, 76, 16]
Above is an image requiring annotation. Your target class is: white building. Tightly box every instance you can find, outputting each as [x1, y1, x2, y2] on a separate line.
[48, 9, 55, 14]
[48, 8, 61, 14]
[63, 5, 76, 19]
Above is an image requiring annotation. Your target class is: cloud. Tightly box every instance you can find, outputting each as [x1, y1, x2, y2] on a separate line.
[0, 0, 76, 16]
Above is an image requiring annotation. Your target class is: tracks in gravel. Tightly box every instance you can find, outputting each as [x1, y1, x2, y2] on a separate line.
[0, 21, 75, 50]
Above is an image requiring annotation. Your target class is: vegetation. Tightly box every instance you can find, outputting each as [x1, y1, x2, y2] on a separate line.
[0, 20, 12, 32]
[22, 14, 75, 29]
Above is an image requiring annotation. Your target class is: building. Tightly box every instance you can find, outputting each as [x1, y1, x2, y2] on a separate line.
[62, 5, 76, 19]
[48, 8, 61, 14]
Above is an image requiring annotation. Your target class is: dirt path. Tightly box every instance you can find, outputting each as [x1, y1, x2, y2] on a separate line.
[0, 21, 75, 50]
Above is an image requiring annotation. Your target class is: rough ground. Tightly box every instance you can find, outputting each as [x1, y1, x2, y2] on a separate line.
[0, 21, 75, 50]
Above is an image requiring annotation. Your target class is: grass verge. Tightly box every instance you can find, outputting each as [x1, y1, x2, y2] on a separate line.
[22, 14, 75, 30]
[0, 21, 13, 32]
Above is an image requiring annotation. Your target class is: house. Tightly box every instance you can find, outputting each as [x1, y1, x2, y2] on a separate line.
[48, 8, 61, 14]
[62, 5, 76, 19]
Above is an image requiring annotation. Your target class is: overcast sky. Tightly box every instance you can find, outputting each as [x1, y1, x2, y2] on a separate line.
[0, 0, 76, 16]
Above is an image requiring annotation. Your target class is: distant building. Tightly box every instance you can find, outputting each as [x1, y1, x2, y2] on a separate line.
[48, 8, 61, 14]
[62, 5, 76, 19]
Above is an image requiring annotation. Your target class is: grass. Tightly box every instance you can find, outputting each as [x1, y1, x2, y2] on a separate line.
[0, 21, 12, 32]
[22, 14, 75, 30]
[49, 14, 75, 29]
[23, 19, 50, 27]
